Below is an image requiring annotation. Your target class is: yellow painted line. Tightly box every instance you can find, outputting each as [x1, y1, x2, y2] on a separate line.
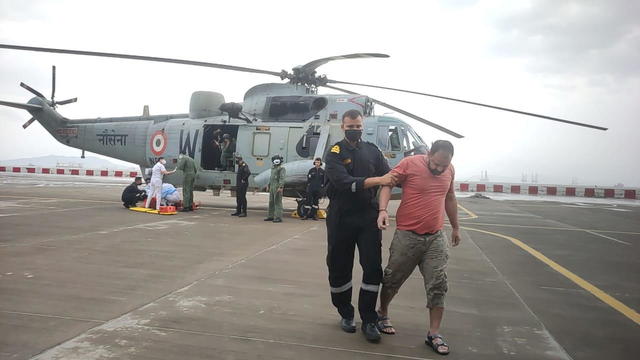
[463, 226, 640, 326]
[457, 203, 478, 219]
[458, 221, 640, 236]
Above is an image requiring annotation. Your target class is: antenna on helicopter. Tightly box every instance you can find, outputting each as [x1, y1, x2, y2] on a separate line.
[19, 65, 78, 129]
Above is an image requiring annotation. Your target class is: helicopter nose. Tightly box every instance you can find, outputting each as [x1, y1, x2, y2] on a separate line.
[254, 169, 271, 189]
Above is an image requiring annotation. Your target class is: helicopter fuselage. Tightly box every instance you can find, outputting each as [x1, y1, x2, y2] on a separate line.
[20, 83, 427, 197]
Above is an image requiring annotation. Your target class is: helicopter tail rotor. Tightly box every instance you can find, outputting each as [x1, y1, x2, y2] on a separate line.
[22, 117, 37, 129]
[13, 65, 77, 129]
[49, 65, 78, 108]
[19, 82, 46, 99]
[19, 65, 77, 110]
[51, 65, 56, 103]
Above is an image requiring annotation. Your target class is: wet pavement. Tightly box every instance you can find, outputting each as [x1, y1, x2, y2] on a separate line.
[0, 174, 638, 359]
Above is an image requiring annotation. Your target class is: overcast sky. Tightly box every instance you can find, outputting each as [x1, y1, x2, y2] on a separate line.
[1, 0, 638, 186]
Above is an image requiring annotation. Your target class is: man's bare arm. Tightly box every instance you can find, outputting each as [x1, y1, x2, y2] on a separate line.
[377, 185, 393, 229]
[445, 191, 461, 246]
[445, 191, 459, 229]
[379, 185, 392, 210]
[364, 173, 397, 189]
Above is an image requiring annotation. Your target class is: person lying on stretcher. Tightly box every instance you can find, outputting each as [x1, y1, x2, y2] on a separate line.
[144, 179, 183, 208]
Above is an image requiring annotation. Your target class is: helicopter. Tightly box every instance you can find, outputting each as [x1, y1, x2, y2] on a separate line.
[0, 44, 607, 199]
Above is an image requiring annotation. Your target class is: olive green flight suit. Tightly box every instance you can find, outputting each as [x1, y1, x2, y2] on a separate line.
[268, 165, 286, 220]
[177, 155, 198, 209]
[220, 140, 235, 170]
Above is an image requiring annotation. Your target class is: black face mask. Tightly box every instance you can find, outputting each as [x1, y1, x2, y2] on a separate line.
[345, 129, 362, 142]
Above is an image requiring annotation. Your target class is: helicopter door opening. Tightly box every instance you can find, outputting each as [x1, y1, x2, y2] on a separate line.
[201, 124, 239, 171]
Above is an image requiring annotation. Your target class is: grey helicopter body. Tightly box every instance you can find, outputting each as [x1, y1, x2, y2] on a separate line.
[13, 82, 420, 197]
[0, 44, 607, 198]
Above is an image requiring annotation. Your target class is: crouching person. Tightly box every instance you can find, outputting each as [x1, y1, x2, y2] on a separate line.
[121, 176, 147, 208]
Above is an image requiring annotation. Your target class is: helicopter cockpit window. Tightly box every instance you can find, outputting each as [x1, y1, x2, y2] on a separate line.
[266, 96, 328, 122]
[400, 127, 428, 154]
[388, 126, 402, 151]
[376, 125, 389, 150]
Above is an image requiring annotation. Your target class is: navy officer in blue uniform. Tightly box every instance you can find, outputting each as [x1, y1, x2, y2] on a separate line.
[324, 109, 397, 342]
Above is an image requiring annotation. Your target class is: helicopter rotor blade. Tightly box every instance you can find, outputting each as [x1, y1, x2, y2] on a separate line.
[0, 44, 283, 77]
[51, 65, 56, 104]
[55, 97, 77, 106]
[326, 79, 607, 131]
[324, 84, 464, 139]
[300, 53, 389, 72]
[19, 82, 46, 98]
[22, 117, 37, 129]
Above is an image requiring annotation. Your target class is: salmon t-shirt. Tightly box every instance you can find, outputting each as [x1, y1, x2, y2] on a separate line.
[389, 154, 454, 234]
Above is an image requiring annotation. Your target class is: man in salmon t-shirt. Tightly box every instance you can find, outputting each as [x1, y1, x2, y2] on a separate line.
[375, 140, 461, 356]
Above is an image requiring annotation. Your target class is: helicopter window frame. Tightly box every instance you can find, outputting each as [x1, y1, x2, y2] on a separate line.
[403, 127, 422, 151]
[376, 125, 389, 150]
[388, 126, 402, 152]
[252, 132, 271, 157]
[265, 96, 328, 122]
[401, 128, 411, 151]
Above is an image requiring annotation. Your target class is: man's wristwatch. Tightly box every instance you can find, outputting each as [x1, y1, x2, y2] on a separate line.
[378, 208, 387, 212]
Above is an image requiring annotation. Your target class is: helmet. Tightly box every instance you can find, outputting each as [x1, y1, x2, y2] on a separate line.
[271, 154, 283, 165]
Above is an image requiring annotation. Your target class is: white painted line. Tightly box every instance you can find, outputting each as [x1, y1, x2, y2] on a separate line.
[584, 230, 631, 245]
[0, 205, 112, 218]
[539, 286, 585, 293]
[0, 310, 104, 324]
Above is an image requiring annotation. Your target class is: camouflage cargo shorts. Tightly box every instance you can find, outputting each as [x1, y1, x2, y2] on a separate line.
[381, 229, 449, 308]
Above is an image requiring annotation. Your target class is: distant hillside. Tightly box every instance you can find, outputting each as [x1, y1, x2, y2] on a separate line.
[0, 155, 137, 169]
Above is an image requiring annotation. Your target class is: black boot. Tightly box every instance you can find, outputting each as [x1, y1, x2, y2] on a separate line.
[238, 212, 247, 217]
[362, 323, 381, 342]
[340, 318, 356, 333]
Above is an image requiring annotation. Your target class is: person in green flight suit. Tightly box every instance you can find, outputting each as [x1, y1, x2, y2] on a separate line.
[176, 151, 198, 212]
[264, 154, 286, 223]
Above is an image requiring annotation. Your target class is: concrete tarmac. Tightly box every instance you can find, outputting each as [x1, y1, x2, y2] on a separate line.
[0, 174, 638, 359]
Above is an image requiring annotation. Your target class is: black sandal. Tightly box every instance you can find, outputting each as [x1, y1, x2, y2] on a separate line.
[376, 315, 396, 335]
[426, 334, 450, 355]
